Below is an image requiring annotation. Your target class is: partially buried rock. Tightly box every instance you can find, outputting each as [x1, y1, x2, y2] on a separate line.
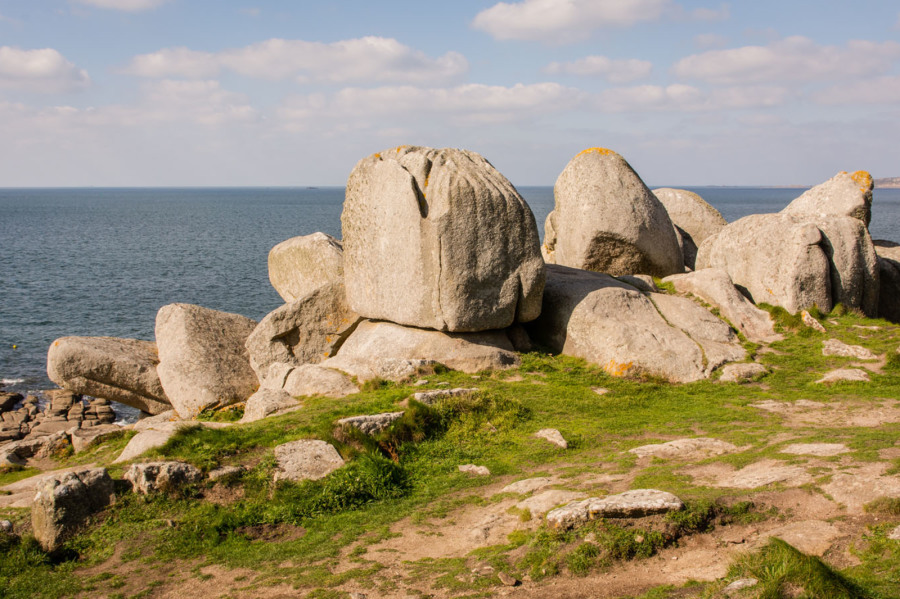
[70, 424, 122, 453]
[268, 232, 344, 303]
[240, 388, 301, 423]
[337, 412, 404, 436]
[412, 387, 478, 405]
[324, 320, 519, 381]
[245, 282, 362, 382]
[32, 468, 115, 551]
[342, 146, 545, 332]
[528, 265, 744, 383]
[816, 368, 870, 384]
[544, 148, 683, 277]
[459, 464, 491, 476]
[822, 339, 877, 360]
[782, 170, 873, 226]
[535, 428, 568, 449]
[47, 336, 171, 415]
[274, 439, 345, 483]
[546, 489, 684, 529]
[801, 310, 827, 332]
[719, 363, 768, 383]
[663, 268, 780, 343]
[653, 188, 727, 270]
[124, 461, 203, 494]
[155, 303, 259, 419]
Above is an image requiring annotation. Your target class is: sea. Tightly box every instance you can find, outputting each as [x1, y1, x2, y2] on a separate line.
[2, 186, 899, 402]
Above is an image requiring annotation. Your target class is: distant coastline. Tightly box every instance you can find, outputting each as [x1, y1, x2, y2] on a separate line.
[876, 177, 900, 189]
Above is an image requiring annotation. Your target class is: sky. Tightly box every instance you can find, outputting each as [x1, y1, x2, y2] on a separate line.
[0, 0, 899, 187]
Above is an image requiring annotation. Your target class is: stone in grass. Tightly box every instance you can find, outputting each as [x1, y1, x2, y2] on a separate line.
[888, 525, 900, 541]
[801, 310, 827, 333]
[822, 339, 878, 360]
[724, 578, 759, 594]
[458, 464, 490, 476]
[719, 363, 768, 383]
[629, 438, 739, 460]
[32, 468, 115, 551]
[208, 465, 244, 482]
[546, 489, 684, 529]
[274, 440, 344, 483]
[535, 428, 568, 449]
[816, 368, 870, 384]
[124, 461, 203, 495]
[412, 387, 478, 405]
[337, 412, 405, 436]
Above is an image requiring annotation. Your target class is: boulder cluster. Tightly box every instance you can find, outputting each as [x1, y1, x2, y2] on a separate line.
[35, 145, 898, 422]
[0, 388, 114, 445]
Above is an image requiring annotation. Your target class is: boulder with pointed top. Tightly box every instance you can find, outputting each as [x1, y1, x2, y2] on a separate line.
[782, 170, 873, 226]
[543, 148, 683, 277]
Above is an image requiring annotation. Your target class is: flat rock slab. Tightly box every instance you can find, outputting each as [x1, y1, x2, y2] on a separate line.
[629, 438, 739, 460]
[337, 412, 404, 436]
[781, 443, 851, 457]
[546, 489, 684, 528]
[715, 460, 812, 489]
[751, 399, 900, 428]
[823, 338, 878, 360]
[535, 428, 568, 449]
[821, 463, 900, 514]
[499, 477, 555, 495]
[516, 490, 585, 517]
[71, 424, 124, 453]
[274, 439, 344, 483]
[762, 520, 844, 556]
[817, 368, 870, 384]
[412, 388, 478, 405]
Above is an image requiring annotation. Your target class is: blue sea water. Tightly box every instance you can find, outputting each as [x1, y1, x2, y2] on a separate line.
[2, 185, 899, 396]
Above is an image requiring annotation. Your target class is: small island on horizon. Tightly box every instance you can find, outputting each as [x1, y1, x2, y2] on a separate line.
[875, 177, 900, 188]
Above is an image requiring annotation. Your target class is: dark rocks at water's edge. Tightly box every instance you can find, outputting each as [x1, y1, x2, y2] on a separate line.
[20, 145, 900, 449]
[0, 389, 116, 446]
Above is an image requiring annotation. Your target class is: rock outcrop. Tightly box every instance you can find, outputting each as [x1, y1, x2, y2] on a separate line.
[124, 461, 203, 494]
[268, 232, 344, 303]
[546, 489, 684, 529]
[155, 303, 259, 418]
[663, 268, 780, 343]
[342, 146, 545, 332]
[874, 240, 900, 322]
[31, 468, 115, 551]
[47, 336, 170, 415]
[543, 148, 683, 277]
[324, 320, 519, 381]
[527, 265, 744, 383]
[245, 282, 361, 382]
[653, 188, 727, 269]
[782, 170, 873, 226]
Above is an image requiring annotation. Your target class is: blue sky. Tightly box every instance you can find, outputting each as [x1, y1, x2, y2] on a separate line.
[1, 0, 899, 186]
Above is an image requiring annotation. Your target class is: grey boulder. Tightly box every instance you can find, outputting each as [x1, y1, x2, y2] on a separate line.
[527, 265, 744, 383]
[274, 439, 345, 482]
[653, 187, 727, 269]
[342, 146, 545, 332]
[324, 320, 519, 381]
[546, 489, 683, 529]
[245, 282, 362, 381]
[124, 461, 203, 494]
[544, 148, 683, 277]
[240, 388, 301, 423]
[663, 268, 780, 343]
[268, 232, 344, 303]
[155, 303, 259, 418]
[47, 336, 170, 415]
[31, 467, 115, 551]
[782, 170, 873, 226]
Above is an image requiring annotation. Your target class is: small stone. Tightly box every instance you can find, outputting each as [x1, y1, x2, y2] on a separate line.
[535, 428, 568, 449]
[719, 363, 768, 383]
[822, 338, 877, 360]
[816, 368, 870, 384]
[412, 388, 478, 405]
[591, 387, 610, 395]
[888, 525, 900, 541]
[724, 578, 759, 593]
[413, 380, 429, 386]
[349, 593, 368, 599]
[801, 310, 827, 332]
[498, 572, 518, 587]
[208, 465, 244, 482]
[0, 520, 12, 533]
[458, 464, 490, 476]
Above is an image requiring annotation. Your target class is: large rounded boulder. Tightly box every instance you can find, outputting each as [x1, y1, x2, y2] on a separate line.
[342, 146, 545, 332]
[652, 188, 727, 270]
[268, 232, 344, 303]
[543, 148, 683, 277]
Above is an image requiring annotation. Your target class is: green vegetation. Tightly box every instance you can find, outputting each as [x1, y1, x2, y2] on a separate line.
[1, 306, 899, 598]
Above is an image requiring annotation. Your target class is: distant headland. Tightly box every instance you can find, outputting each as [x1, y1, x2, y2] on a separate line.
[875, 177, 900, 188]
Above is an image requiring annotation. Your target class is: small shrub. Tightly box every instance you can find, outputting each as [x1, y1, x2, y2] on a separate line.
[863, 497, 900, 515]
[565, 542, 600, 575]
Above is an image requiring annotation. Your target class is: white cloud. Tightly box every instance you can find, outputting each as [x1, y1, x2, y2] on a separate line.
[126, 37, 468, 84]
[814, 75, 900, 105]
[673, 36, 900, 84]
[278, 82, 584, 130]
[596, 83, 788, 112]
[472, 0, 672, 42]
[71, 0, 172, 11]
[693, 33, 728, 48]
[544, 55, 652, 82]
[0, 46, 90, 93]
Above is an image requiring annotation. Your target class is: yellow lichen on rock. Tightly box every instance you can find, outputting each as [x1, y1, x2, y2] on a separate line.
[851, 170, 873, 192]
[604, 359, 633, 377]
[577, 147, 616, 158]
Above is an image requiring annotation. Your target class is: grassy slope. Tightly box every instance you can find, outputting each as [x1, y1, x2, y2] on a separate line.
[1, 308, 900, 599]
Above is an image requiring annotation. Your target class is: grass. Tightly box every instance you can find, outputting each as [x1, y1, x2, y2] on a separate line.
[1, 307, 899, 598]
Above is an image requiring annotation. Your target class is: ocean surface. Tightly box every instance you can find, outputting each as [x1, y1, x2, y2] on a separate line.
[2, 185, 899, 399]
